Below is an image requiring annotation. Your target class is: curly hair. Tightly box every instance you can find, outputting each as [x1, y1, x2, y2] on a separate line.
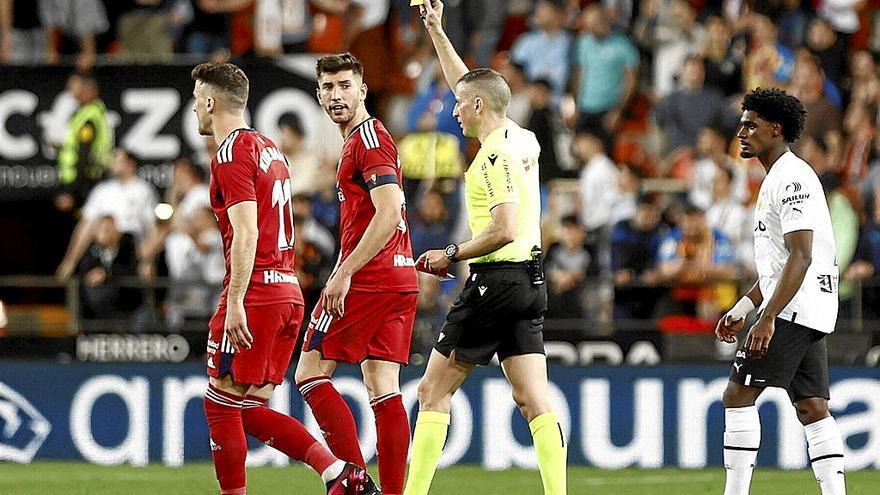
[741, 87, 807, 143]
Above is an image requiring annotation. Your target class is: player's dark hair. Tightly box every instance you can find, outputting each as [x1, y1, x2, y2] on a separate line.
[741, 87, 807, 143]
[316, 53, 364, 79]
[456, 68, 511, 114]
[191, 62, 249, 110]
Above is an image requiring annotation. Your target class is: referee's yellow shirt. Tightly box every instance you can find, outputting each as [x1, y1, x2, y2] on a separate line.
[464, 120, 542, 263]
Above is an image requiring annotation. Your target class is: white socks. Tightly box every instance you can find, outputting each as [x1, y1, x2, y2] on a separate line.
[806, 416, 847, 495]
[723, 406, 761, 495]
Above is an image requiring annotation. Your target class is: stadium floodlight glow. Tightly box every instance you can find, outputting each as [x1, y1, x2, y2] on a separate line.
[154, 203, 174, 221]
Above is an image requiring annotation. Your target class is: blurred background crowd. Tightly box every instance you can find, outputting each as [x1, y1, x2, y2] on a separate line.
[3, 0, 880, 362]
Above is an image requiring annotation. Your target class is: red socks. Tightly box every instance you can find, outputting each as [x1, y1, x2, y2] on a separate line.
[204, 385, 247, 493]
[371, 393, 410, 495]
[298, 376, 366, 467]
[241, 395, 336, 475]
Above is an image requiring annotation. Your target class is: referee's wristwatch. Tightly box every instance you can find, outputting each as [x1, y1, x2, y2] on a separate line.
[444, 243, 460, 263]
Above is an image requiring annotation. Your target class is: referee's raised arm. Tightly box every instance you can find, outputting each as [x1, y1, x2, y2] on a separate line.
[419, 0, 469, 92]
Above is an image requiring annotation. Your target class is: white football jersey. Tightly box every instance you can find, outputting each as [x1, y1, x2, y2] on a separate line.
[753, 151, 838, 333]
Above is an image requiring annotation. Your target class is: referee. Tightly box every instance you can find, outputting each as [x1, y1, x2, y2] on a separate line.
[404, 2, 567, 495]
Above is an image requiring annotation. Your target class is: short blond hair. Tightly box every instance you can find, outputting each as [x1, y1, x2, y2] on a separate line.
[456, 68, 511, 114]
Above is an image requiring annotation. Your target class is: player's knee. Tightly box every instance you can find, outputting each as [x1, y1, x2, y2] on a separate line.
[795, 399, 829, 425]
[417, 379, 451, 412]
[722, 383, 756, 408]
[293, 362, 319, 385]
[512, 391, 550, 422]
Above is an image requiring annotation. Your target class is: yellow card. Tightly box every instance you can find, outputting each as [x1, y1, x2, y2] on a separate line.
[410, 0, 424, 5]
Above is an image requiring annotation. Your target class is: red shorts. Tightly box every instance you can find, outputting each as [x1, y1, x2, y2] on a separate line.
[207, 302, 304, 386]
[303, 291, 417, 365]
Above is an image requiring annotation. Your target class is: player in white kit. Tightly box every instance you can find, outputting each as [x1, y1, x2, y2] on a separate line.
[715, 88, 846, 495]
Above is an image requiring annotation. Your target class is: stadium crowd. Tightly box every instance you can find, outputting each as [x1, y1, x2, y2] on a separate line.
[7, 0, 880, 346]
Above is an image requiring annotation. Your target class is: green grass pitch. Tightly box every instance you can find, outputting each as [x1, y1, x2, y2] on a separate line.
[2, 462, 878, 494]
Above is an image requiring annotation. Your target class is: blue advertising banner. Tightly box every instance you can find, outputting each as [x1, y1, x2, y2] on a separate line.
[0, 363, 878, 470]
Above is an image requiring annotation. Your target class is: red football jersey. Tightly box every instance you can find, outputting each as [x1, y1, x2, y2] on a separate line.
[337, 118, 418, 293]
[209, 128, 303, 307]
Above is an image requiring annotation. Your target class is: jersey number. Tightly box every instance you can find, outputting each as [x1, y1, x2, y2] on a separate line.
[271, 178, 295, 250]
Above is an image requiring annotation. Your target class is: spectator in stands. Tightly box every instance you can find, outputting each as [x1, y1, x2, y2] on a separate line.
[820, 171, 860, 300]
[655, 203, 736, 315]
[845, 187, 880, 318]
[407, 62, 465, 153]
[843, 50, 880, 109]
[179, 0, 233, 56]
[278, 114, 325, 196]
[574, 130, 620, 277]
[399, 103, 463, 204]
[742, 14, 794, 91]
[634, 0, 704, 99]
[292, 193, 335, 308]
[509, 0, 572, 104]
[141, 156, 210, 285]
[806, 17, 847, 86]
[612, 163, 640, 225]
[790, 50, 843, 158]
[500, 60, 531, 126]
[706, 164, 753, 275]
[165, 205, 224, 327]
[653, 55, 732, 154]
[39, 0, 109, 67]
[54, 71, 114, 213]
[690, 126, 747, 211]
[572, 3, 639, 151]
[545, 214, 589, 319]
[114, 0, 175, 61]
[56, 148, 158, 281]
[77, 215, 142, 320]
[775, 0, 811, 49]
[409, 188, 453, 259]
[863, 136, 880, 205]
[0, 0, 46, 64]
[527, 78, 570, 187]
[700, 16, 744, 97]
[840, 102, 874, 198]
[611, 195, 664, 318]
[818, 0, 862, 39]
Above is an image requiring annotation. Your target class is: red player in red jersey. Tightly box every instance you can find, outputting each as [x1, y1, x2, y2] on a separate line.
[295, 53, 418, 495]
[192, 62, 375, 495]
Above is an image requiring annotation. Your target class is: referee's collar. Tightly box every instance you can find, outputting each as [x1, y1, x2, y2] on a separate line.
[484, 123, 515, 145]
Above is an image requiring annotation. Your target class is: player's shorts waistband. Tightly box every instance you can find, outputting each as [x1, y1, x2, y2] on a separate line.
[468, 261, 529, 272]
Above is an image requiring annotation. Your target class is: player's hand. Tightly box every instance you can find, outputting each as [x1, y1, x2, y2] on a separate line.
[322, 272, 351, 318]
[224, 302, 253, 352]
[745, 314, 774, 359]
[714, 313, 745, 343]
[419, 0, 444, 31]
[418, 249, 451, 273]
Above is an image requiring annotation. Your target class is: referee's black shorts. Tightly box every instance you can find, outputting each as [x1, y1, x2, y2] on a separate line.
[728, 317, 830, 402]
[435, 262, 548, 365]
